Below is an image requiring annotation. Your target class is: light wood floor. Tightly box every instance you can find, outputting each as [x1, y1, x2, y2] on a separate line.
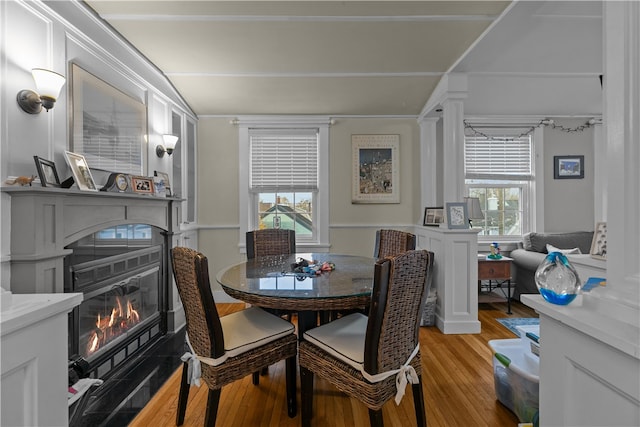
[130, 300, 537, 427]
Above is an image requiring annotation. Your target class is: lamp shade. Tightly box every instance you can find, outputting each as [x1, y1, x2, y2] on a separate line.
[464, 197, 485, 220]
[32, 68, 66, 100]
[162, 134, 179, 150]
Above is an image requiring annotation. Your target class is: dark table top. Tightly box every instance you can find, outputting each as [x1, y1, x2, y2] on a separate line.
[215, 253, 375, 311]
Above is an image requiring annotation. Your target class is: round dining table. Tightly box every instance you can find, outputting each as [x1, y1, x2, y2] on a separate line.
[216, 253, 376, 336]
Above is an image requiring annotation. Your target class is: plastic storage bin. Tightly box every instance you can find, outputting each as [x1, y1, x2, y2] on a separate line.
[488, 338, 539, 423]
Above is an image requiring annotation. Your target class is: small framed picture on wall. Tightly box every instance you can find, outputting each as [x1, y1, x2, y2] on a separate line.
[554, 155, 584, 179]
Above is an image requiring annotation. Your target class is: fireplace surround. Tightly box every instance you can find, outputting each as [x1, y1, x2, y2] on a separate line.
[2, 187, 186, 423]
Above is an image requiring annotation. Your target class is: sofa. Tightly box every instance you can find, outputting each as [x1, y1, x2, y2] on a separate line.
[510, 231, 594, 300]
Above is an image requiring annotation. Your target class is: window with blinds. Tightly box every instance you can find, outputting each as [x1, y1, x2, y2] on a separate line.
[249, 129, 319, 236]
[249, 129, 319, 191]
[464, 130, 534, 239]
[464, 135, 532, 180]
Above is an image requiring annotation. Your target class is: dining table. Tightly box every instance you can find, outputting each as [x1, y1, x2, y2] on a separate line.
[215, 253, 376, 336]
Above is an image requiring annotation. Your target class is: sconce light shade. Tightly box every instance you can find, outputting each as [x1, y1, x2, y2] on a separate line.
[464, 196, 485, 228]
[156, 134, 179, 157]
[17, 68, 66, 114]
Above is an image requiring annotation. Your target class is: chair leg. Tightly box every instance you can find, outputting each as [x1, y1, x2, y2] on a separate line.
[176, 361, 190, 426]
[412, 381, 427, 427]
[368, 408, 383, 427]
[252, 371, 260, 385]
[204, 388, 221, 427]
[286, 356, 297, 417]
[300, 366, 314, 427]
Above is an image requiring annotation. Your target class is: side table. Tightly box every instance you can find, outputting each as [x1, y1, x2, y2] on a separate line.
[478, 255, 512, 314]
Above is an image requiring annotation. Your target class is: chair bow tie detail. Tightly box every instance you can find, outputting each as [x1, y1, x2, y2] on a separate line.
[359, 344, 421, 405]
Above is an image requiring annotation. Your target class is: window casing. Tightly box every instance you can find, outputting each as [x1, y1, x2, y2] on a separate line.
[239, 118, 330, 251]
[464, 126, 540, 241]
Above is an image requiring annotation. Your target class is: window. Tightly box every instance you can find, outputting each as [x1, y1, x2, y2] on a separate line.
[464, 125, 538, 240]
[239, 118, 330, 250]
[250, 129, 317, 237]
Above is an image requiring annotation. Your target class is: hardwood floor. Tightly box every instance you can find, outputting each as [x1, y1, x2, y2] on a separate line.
[130, 300, 537, 427]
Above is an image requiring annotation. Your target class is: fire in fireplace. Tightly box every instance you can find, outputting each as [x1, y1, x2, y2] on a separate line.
[65, 224, 167, 379]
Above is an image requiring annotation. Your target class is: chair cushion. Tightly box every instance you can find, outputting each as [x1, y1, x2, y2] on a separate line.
[303, 313, 368, 371]
[220, 306, 295, 358]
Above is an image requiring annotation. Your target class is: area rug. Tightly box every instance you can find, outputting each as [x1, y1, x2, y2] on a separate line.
[496, 317, 539, 336]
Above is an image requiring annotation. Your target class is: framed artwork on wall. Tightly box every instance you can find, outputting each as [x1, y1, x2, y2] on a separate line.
[554, 155, 584, 179]
[351, 134, 400, 204]
[33, 156, 61, 187]
[446, 202, 469, 229]
[64, 151, 98, 191]
[70, 63, 147, 176]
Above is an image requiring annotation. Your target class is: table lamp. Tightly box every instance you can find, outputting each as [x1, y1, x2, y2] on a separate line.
[464, 196, 485, 229]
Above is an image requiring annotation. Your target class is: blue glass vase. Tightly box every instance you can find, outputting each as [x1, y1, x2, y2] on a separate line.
[535, 252, 581, 305]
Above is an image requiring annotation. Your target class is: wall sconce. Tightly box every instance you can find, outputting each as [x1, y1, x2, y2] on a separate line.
[464, 196, 485, 228]
[156, 134, 178, 157]
[16, 68, 66, 114]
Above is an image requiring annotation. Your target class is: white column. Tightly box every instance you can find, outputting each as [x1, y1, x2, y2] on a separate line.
[592, 122, 606, 222]
[441, 97, 466, 204]
[419, 117, 439, 209]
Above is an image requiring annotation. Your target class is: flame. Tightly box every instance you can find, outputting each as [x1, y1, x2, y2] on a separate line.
[85, 296, 142, 356]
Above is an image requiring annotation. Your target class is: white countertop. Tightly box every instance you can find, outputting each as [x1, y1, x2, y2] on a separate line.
[522, 293, 640, 360]
[0, 293, 83, 337]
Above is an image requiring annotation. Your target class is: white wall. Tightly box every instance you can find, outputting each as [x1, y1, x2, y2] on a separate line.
[0, 0, 195, 289]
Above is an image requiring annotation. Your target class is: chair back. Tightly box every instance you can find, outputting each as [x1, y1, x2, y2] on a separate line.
[246, 229, 296, 259]
[364, 250, 430, 375]
[171, 247, 225, 359]
[373, 229, 416, 259]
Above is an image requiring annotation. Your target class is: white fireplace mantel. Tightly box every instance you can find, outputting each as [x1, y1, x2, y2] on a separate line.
[2, 186, 182, 294]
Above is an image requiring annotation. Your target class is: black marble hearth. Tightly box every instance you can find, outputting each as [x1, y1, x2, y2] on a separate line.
[70, 328, 185, 426]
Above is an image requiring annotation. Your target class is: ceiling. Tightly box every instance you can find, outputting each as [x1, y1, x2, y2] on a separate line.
[83, 1, 602, 118]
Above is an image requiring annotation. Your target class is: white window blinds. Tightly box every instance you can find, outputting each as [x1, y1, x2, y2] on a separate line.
[250, 129, 319, 191]
[465, 133, 532, 180]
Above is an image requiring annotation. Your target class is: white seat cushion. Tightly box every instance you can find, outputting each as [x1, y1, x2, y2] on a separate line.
[220, 306, 295, 358]
[303, 313, 368, 371]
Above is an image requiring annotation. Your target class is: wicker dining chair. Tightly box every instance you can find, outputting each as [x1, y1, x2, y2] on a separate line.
[373, 229, 416, 259]
[246, 228, 296, 259]
[171, 247, 298, 426]
[299, 250, 430, 427]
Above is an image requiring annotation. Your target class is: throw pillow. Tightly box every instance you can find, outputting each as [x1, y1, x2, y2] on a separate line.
[546, 244, 582, 255]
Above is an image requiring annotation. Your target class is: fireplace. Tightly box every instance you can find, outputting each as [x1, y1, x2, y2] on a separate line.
[65, 224, 166, 379]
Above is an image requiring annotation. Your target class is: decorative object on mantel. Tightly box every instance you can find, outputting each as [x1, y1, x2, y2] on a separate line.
[4, 175, 36, 186]
[446, 202, 469, 229]
[100, 172, 130, 193]
[131, 176, 155, 195]
[154, 170, 171, 197]
[351, 134, 400, 204]
[488, 242, 503, 259]
[590, 222, 607, 260]
[33, 156, 61, 187]
[535, 251, 581, 305]
[64, 151, 98, 192]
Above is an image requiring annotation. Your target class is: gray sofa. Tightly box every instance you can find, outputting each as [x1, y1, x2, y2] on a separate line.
[510, 231, 594, 300]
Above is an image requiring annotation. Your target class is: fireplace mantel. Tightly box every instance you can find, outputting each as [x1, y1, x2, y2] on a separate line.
[2, 187, 181, 294]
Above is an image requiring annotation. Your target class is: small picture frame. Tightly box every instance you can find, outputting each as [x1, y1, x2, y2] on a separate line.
[33, 156, 61, 187]
[423, 207, 444, 226]
[590, 221, 607, 260]
[131, 176, 155, 195]
[64, 151, 98, 191]
[154, 170, 171, 197]
[554, 155, 584, 179]
[446, 202, 469, 229]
